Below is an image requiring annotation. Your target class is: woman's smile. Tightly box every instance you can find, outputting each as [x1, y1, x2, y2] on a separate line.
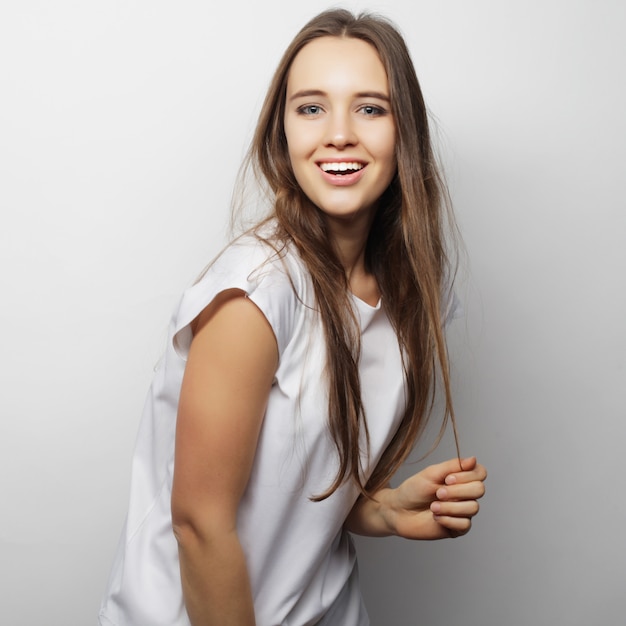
[317, 158, 367, 185]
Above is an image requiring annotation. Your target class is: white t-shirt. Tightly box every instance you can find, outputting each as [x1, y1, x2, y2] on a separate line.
[99, 233, 411, 626]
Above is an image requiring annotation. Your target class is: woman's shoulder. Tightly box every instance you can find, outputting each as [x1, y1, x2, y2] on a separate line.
[206, 224, 308, 296]
[173, 224, 311, 360]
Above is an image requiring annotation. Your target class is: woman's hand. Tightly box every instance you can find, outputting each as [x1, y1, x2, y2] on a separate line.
[387, 457, 487, 540]
[345, 457, 486, 540]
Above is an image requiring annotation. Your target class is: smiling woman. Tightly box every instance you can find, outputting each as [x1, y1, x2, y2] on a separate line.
[98, 9, 486, 626]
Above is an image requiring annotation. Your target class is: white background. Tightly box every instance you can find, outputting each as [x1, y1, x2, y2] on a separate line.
[1, 1, 624, 625]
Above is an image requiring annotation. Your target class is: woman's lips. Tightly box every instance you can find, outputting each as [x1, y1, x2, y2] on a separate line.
[317, 161, 367, 186]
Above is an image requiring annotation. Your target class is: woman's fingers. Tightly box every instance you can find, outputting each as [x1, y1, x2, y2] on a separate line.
[430, 498, 480, 537]
[444, 461, 487, 486]
[436, 480, 486, 503]
[429, 466, 485, 538]
[431, 514, 473, 537]
[430, 498, 480, 518]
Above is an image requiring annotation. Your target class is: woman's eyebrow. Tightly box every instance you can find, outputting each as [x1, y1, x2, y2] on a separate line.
[355, 91, 390, 101]
[288, 89, 390, 101]
[288, 89, 327, 101]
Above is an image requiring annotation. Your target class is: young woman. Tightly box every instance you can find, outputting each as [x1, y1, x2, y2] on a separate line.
[99, 9, 486, 626]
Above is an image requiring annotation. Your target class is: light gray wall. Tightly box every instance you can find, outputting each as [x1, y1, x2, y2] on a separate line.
[1, 1, 624, 625]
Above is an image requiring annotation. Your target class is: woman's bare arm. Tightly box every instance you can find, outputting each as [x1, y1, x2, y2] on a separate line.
[171, 291, 278, 626]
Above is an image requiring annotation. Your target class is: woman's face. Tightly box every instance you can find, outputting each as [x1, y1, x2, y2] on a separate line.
[283, 36, 396, 231]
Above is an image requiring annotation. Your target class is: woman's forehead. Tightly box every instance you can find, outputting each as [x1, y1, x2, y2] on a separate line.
[286, 37, 389, 98]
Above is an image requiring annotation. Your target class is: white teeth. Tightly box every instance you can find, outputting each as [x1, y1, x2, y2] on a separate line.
[319, 162, 364, 173]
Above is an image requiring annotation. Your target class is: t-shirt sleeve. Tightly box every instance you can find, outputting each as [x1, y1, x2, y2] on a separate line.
[171, 238, 299, 361]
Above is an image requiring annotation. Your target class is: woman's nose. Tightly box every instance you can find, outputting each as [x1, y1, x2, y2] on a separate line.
[324, 112, 357, 149]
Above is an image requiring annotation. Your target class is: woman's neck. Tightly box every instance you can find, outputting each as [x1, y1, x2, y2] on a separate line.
[325, 214, 380, 305]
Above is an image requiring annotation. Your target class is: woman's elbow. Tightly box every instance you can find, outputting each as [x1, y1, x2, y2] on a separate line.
[171, 501, 238, 550]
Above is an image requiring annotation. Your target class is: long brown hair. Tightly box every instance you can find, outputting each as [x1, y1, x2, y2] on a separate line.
[245, 9, 460, 499]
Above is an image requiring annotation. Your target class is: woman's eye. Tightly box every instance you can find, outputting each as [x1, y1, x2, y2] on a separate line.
[297, 105, 323, 116]
[359, 105, 387, 117]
